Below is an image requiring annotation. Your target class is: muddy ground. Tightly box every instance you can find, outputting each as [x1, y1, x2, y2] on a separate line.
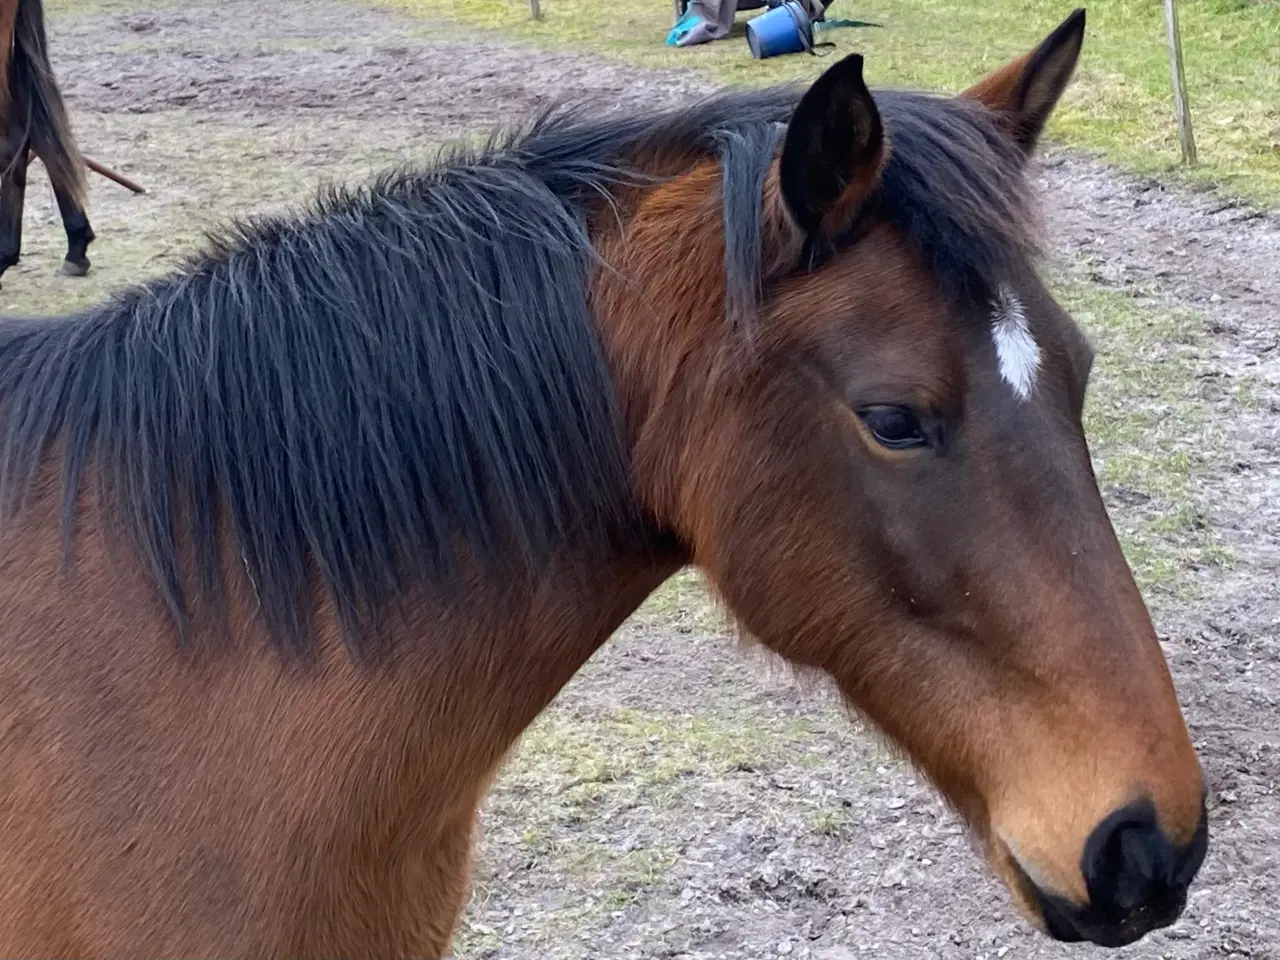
[16, 0, 1278, 957]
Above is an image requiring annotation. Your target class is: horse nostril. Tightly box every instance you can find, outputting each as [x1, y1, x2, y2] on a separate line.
[1082, 800, 1189, 927]
[1090, 820, 1172, 913]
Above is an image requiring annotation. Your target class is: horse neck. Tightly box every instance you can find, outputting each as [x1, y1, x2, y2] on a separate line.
[590, 159, 768, 528]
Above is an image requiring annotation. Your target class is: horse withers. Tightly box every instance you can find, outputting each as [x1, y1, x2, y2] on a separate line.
[0, 0, 94, 284]
[0, 7, 1206, 956]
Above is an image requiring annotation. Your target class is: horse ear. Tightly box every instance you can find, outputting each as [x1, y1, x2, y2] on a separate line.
[779, 53, 886, 240]
[960, 8, 1086, 155]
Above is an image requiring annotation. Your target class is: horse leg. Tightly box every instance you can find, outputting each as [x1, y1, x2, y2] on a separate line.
[51, 175, 93, 277]
[0, 132, 30, 286]
[9, 0, 92, 277]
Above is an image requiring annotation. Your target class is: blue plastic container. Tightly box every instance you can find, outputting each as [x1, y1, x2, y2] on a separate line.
[745, 1, 813, 59]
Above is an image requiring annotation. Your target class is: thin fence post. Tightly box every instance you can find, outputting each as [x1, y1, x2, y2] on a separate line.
[529, 0, 542, 19]
[1163, 0, 1197, 165]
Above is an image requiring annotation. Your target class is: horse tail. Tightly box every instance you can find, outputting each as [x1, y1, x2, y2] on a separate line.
[10, 0, 85, 202]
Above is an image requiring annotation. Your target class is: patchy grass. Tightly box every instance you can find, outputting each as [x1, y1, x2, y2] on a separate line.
[47, 0, 180, 14]
[632, 568, 727, 633]
[509, 708, 833, 801]
[1053, 275, 1246, 594]
[372, 0, 1280, 208]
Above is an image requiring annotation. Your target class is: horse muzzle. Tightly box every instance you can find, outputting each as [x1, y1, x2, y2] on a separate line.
[1012, 798, 1209, 948]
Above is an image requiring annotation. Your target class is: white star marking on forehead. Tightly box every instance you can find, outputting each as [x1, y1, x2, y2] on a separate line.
[990, 287, 1040, 401]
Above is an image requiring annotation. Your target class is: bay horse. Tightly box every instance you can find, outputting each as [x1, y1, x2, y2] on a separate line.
[0, 8, 1207, 956]
[0, 0, 93, 285]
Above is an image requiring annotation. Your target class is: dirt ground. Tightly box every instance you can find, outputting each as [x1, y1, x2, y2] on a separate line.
[16, 0, 1278, 956]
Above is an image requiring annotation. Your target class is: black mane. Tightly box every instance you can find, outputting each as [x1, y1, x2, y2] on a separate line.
[0, 85, 1034, 654]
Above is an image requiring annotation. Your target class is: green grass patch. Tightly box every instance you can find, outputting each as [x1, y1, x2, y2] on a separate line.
[633, 568, 727, 633]
[372, 0, 1280, 207]
[507, 707, 828, 799]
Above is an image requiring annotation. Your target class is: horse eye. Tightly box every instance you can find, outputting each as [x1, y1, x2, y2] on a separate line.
[857, 405, 929, 450]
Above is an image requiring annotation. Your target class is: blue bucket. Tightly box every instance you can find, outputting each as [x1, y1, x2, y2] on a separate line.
[745, 1, 813, 59]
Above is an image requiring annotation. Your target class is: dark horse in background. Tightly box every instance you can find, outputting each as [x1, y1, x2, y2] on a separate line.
[0, 0, 93, 284]
[0, 8, 1208, 957]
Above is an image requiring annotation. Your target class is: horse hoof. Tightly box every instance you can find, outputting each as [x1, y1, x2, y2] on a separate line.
[61, 259, 91, 278]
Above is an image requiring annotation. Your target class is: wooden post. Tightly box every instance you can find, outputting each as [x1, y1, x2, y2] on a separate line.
[1163, 0, 1197, 165]
[25, 150, 147, 194]
[529, 0, 541, 20]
